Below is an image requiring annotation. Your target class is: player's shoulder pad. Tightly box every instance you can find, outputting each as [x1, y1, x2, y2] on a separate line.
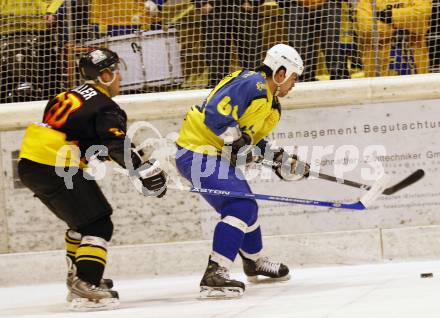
[238, 71, 268, 99]
[73, 85, 123, 115]
[70, 84, 101, 101]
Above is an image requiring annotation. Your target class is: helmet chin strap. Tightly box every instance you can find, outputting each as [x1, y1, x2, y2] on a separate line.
[272, 74, 284, 97]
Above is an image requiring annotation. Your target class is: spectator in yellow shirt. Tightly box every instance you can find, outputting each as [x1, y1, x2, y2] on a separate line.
[0, 0, 64, 102]
[89, 0, 162, 36]
[355, 0, 432, 76]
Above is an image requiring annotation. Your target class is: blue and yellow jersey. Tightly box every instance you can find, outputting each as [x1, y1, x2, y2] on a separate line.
[176, 70, 281, 155]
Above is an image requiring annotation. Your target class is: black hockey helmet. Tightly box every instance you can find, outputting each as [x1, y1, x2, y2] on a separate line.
[78, 48, 120, 80]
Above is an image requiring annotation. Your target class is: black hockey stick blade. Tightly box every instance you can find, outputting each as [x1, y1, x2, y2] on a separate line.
[381, 169, 425, 195]
[255, 156, 424, 196]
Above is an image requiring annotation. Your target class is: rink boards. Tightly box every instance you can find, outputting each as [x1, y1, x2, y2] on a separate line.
[0, 74, 440, 285]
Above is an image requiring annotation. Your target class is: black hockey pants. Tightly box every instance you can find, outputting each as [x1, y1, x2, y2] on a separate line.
[17, 158, 113, 230]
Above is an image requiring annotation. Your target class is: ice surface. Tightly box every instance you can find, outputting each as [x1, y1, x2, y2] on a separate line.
[1, 261, 439, 318]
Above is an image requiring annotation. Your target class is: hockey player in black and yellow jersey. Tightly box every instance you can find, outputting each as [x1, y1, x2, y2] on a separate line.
[175, 44, 309, 298]
[18, 48, 167, 311]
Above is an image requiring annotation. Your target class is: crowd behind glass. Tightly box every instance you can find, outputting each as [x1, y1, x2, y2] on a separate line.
[0, 0, 439, 103]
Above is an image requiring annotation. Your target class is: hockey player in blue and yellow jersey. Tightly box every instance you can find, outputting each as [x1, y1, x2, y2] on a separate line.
[175, 44, 309, 298]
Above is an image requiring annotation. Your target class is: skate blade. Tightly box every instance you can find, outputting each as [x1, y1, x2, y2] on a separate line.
[66, 279, 113, 302]
[199, 286, 244, 299]
[247, 274, 291, 284]
[68, 297, 120, 311]
[66, 291, 73, 303]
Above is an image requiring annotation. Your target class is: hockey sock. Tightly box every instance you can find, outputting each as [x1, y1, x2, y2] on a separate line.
[65, 229, 82, 265]
[212, 216, 247, 266]
[240, 223, 263, 260]
[75, 236, 108, 286]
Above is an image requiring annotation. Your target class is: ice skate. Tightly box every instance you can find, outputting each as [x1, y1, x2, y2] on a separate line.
[66, 260, 114, 302]
[68, 277, 120, 311]
[239, 251, 290, 284]
[199, 259, 245, 299]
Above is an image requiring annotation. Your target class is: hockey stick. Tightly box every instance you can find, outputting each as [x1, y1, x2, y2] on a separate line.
[171, 173, 390, 211]
[255, 157, 424, 196]
[310, 169, 424, 195]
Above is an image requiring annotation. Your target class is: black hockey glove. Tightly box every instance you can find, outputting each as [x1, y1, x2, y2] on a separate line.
[375, 5, 393, 24]
[224, 132, 254, 166]
[270, 147, 310, 181]
[138, 159, 167, 198]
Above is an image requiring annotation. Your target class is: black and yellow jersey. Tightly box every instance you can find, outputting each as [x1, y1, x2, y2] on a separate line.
[176, 70, 281, 155]
[19, 84, 137, 168]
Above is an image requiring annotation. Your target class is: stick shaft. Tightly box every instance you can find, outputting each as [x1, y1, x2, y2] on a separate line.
[189, 187, 366, 210]
[311, 171, 371, 190]
[257, 157, 371, 190]
[257, 157, 423, 195]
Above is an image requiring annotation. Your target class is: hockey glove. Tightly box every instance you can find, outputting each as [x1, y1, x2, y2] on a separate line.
[272, 149, 310, 181]
[138, 159, 167, 198]
[224, 132, 254, 166]
[375, 5, 393, 24]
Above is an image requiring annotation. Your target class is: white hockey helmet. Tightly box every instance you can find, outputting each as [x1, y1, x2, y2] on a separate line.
[263, 44, 304, 84]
